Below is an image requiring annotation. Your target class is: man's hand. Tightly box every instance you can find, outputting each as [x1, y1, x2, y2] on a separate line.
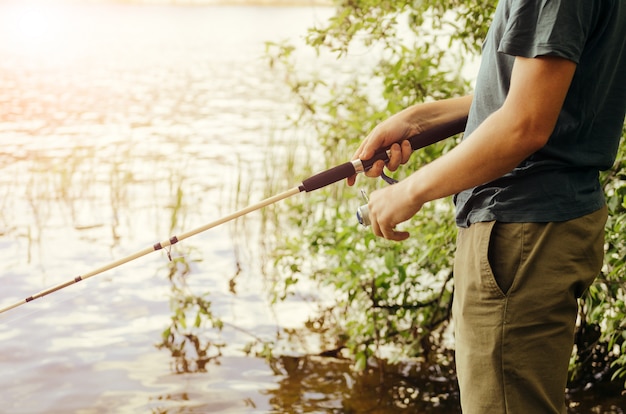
[367, 179, 423, 241]
[346, 109, 417, 186]
[348, 139, 413, 186]
[346, 96, 472, 187]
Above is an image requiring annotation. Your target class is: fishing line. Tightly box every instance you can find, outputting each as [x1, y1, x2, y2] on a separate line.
[0, 121, 464, 315]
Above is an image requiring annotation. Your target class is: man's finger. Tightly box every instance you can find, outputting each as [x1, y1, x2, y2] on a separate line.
[387, 229, 410, 241]
[346, 174, 357, 187]
[364, 160, 386, 178]
[386, 143, 402, 172]
[401, 140, 412, 164]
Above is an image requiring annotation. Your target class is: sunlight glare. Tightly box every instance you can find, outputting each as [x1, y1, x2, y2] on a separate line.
[3, 2, 69, 51]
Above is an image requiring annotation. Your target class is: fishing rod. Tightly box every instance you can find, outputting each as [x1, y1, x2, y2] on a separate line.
[0, 121, 463, 315]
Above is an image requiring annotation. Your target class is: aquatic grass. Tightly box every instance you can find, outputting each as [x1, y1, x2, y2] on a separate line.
[156, 253, 225, 374]
[155, 168, 226, 374]
[257, 0, 477, 373]
[224, 157, 250, 295]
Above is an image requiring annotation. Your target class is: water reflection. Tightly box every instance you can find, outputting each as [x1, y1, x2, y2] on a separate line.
[1, 2, 623, 413]
[0, 2, 331, 413]
[157, 246, 226, 374]
[261, 356, 461, 413]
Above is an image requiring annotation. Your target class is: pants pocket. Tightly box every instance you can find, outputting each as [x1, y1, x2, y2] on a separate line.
[487, 221, 523, 295]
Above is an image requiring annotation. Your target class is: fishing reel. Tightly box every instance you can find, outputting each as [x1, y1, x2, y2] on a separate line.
[356, 171, 398, 227]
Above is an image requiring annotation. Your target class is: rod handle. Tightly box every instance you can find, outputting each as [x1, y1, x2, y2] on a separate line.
[300, 161, 357, 192]
[361, 120, 466, 171]
[300, 119, 465, 192]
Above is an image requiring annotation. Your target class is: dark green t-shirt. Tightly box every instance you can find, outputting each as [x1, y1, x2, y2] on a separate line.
[455, 0, 626, 227]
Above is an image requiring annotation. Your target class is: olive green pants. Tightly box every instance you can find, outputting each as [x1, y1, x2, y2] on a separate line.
[453, 206, 607, 414]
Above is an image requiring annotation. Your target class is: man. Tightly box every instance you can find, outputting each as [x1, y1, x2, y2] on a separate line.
[347, 0, 626, 412]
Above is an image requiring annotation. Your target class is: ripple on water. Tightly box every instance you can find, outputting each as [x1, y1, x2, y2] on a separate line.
[0, 3, 342, 413]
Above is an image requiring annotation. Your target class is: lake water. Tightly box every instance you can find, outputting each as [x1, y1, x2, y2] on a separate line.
[0, 3, 343, 413]
[0, 2, 624, 413]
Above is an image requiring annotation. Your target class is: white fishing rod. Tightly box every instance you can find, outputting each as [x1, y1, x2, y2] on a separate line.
[0, 121, 463, 315]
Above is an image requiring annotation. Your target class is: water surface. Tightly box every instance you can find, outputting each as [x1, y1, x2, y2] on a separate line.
[0, 3, 336, 413]
[0, 3, 623, 413]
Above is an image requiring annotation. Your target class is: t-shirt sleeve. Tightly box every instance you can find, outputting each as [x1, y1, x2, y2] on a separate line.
[498, 0, 591, 63]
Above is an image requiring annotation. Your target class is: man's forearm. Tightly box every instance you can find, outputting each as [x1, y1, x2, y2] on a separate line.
[405, 57, 576, 209]
[353, 95, 473, 170]
[404, 95, 473, 138]
[404, 106, 544, 208]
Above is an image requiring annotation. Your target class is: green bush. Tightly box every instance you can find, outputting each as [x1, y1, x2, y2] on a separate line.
[264, 0, 626, 389]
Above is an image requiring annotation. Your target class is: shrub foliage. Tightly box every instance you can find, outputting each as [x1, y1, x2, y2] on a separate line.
[265, 0, 626, 389]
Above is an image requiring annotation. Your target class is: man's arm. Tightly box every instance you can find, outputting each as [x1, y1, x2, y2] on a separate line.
[367, 55, 577, 240]
[347, 95, 473, 186]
